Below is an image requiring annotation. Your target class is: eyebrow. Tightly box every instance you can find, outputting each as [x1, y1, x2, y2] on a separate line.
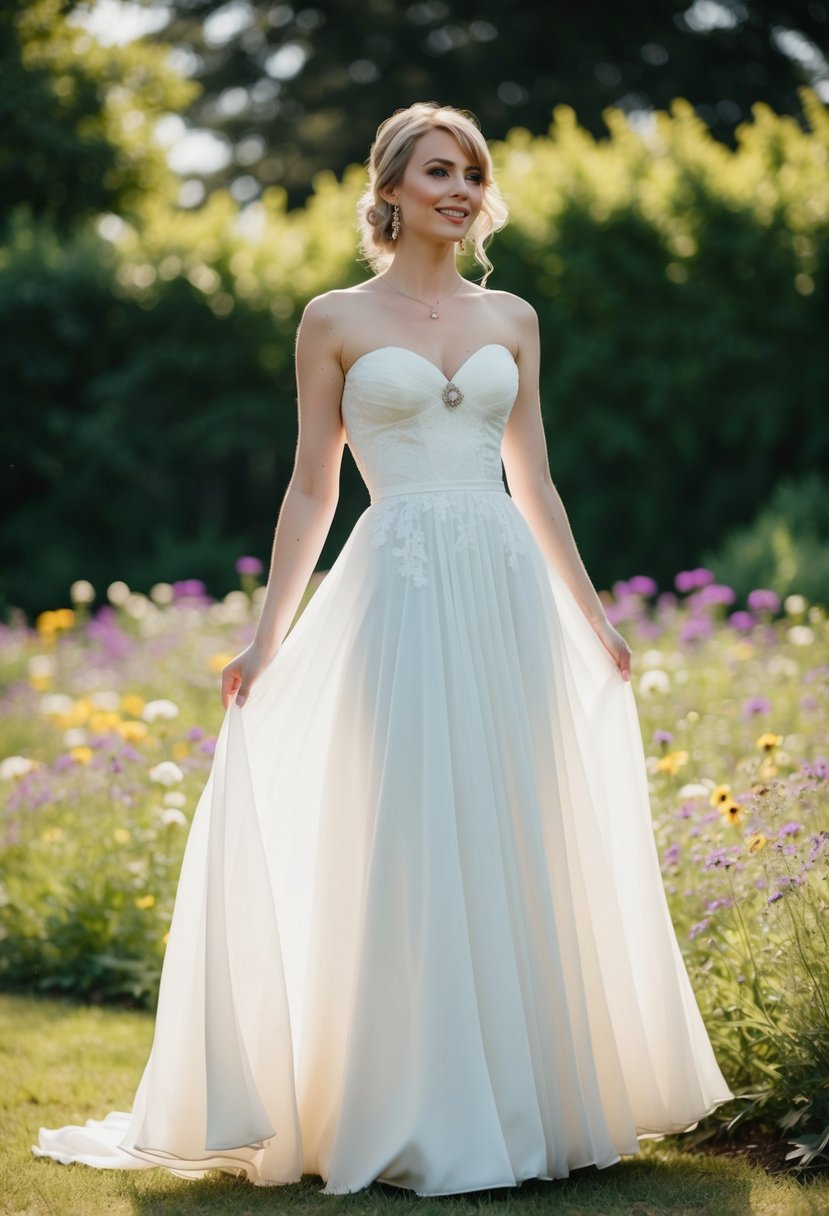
[422, 156, 482, 171]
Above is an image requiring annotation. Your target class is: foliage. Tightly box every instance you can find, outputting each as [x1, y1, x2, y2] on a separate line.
[154, 0, 829, 204]
[1, 95, 828, 618]
[0, 0, 194, 227]
[1, 566, 828, 1166]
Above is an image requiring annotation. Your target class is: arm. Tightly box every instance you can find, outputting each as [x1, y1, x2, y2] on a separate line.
[222, 296, 346, 708]
[501, 302, 632, 680]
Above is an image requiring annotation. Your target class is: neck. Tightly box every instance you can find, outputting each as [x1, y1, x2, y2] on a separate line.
[381, 239, 462, 301]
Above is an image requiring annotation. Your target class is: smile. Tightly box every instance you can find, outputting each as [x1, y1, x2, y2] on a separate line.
[437, 208, 468, 220]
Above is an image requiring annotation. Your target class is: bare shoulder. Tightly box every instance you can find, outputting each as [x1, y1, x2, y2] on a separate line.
[482, 288, 538, 329]
[299, 287, 361, 327]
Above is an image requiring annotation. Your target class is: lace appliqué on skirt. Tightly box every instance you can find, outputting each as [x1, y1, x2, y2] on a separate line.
[369, 490, 532, 588]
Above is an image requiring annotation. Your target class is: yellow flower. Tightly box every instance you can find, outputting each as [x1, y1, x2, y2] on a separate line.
[29, 672, 53, 691]
[69, 746, 93, 765]
[732, 641, 754, 661]
[120, 694, 146, 718]
[117, 720, 148, 743]
[113, 828, 130, 845]
[208, 652, 234, 674]
[36, 608, 75, 636]
[721, 799, 744, 825]
[759, 761, 779, 779]
[746, 832, 768, 853]
[40, 827, 63, 844]
[756, 733, 783, 752]
[655, 750, 689, 775]
[171, 741, 190, 761]
[135, 894, 156, 910]
[88, 710, 123, 734]
[709, 783, 731, 807]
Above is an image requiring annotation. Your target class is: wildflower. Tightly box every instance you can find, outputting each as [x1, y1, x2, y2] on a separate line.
[163, 791, 187, 808]
[747, 589, 780, 615]
[69, 579, 96, 604]
[134, 895, 156, 910]
[149, 761, 184, 786]
[653, 729, 673, 746]
[720, 799, 744, 825]
[236, 555, 263, 577]
[171, 579, 207, 600]
[780, 821, 802, 836]
[756, 733, 783, 752]
[69, 746, 93, 765]
[678, 782, 710, 798]
[107, 581, 131, 605]
[160, 808, 187, 828]
[787, 626, 814, 646]
[709, 783, 731, 807]
[732, 641, 754, 661]
[209, 652, 234, 674]
[142, 699, 179, 722]
[627, 574, 657, 596]
[746, 833, 768, 853]
[728, 611, 755, 633]
[113, 828, 130, 845]
[767, 892, 784, 905]
[742, 696, 772, 717]
[639, 669, 670, 695]
[663, 843, 681, 867]
[171, 741, 190, 761]
[40, 827, 63, 844]
[120, 694, 146, 718]
[675, 568, 715, 593]
[784, 594, 806, 615]
[150, 582, 174, 605]
[689, 917, 711, 939]
[0, 756, 36, 780]
[656, 750, 689, 775]
[88, 711, 123, 735]
[117, 720, 148, 743]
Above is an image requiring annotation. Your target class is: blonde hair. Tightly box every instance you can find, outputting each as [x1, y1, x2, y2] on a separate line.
[357, 102, 508, 286]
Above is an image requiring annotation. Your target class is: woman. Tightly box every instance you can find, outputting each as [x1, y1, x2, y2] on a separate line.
[35, 102, 734, 1196]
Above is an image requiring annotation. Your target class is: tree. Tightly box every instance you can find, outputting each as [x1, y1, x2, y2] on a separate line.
[155, 0, 829, 204]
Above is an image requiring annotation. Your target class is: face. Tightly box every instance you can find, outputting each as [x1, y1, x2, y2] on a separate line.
[388, 127, 484, 245]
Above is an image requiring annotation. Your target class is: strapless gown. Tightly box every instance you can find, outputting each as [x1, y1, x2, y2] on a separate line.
[34, 344, 733, 1195]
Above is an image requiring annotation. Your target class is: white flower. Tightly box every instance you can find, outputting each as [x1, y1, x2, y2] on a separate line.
[63, 728, 88, 747]
[160, 807, 187, 828]
[784, 594, 806, 615]
[162, 791, 187, 808]
[641, 649, 665, 668]
[27, 654, 56, 678]
[142, 699, 180, 722]
[0, 756, 36, 780]
[638, 669, 671, 696]
[678, 782, 712, 799]
[40, 694, 74, 717]
[107, 580, 131, 605]
[787, 625, 814, 646]
[149, 761, 184, 786]
[149, 582, 174, 605]
[70, 579, 96, 604]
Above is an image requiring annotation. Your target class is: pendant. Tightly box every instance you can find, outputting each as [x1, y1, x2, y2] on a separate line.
[430, 310, 438, 319]
[442, 381, 463, 408]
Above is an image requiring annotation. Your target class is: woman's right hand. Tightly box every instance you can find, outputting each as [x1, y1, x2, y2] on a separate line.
[221, 641, 275, 709]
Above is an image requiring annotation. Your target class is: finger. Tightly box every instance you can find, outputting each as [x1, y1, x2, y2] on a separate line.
[236, 685, 249, 708]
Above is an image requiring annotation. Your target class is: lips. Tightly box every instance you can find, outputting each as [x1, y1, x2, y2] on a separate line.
[436, 208, 468, 221]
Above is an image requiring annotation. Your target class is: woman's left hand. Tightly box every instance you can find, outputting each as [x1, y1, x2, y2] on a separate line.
[590, 616, 632, 682]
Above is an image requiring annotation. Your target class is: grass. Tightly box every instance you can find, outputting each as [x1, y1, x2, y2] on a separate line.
[1, 996, 828, 1216]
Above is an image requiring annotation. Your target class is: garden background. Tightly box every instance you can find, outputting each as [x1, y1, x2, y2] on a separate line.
[2, 1, 829, 1211]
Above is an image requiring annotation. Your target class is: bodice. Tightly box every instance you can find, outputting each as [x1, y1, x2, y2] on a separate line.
[340, 344, 520, 502]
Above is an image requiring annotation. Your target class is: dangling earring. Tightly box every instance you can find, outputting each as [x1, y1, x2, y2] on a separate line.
[391, 203, 400, 241]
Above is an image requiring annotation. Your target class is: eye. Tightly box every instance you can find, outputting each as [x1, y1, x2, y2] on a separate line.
[466, 171, 483, 184]
[429, 167, 448, 177]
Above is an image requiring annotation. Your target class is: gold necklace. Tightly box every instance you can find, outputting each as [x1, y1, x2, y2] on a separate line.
[380, 277, 463, 320]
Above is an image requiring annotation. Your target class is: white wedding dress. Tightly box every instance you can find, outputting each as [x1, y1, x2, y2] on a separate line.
[34, 343, 733, 1195]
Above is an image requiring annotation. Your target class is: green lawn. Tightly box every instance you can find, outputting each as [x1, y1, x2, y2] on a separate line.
[2, 994, 828, 1216]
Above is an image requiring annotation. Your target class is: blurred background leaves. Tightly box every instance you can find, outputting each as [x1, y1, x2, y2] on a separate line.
[1, 0, 828, 618]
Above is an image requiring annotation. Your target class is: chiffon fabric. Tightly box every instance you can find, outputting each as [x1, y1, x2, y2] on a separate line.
[34, 343, 733, 1195]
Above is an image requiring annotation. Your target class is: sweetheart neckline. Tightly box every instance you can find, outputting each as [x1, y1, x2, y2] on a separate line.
[344, 342, 516, 386]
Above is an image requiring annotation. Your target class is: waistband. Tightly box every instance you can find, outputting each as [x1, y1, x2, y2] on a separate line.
[371, 478, 507, 504]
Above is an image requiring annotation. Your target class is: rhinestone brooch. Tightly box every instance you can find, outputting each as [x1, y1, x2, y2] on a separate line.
[442, 381, 463, 409]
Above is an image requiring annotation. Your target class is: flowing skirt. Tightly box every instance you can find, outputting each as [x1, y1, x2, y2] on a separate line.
[34, 486, 733, 1195]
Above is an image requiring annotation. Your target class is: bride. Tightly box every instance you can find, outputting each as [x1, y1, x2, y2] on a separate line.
[35, 102, 733, 1196]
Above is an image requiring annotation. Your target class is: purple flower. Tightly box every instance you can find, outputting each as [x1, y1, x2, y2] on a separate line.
[729, 611, 755, 633]
[705, 897, 732, 912]
[742, 696, 772, 717]
[680, 616, 713, 645]
[186, 725, 205, 742]
[53, 753, 75, 772]
[747, 588, 781, 614]
[780, 821, 802, 836]
[235, 556, 263, 577]
[691, 583, 736, 608]
[689, 918, 711, 939]
[675, 567, 715, 593]
[803, 757, 828, 780]
[800, 696, 818, 711]
[172, 579, 208, 601]
[663, 843, 681, 866]
[767, 892, 784, 904]
[627, 574, 658, 597]
[200, 737, 217, 755]
[653, 729, 673, 745]
[657, 591, 678, 612]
